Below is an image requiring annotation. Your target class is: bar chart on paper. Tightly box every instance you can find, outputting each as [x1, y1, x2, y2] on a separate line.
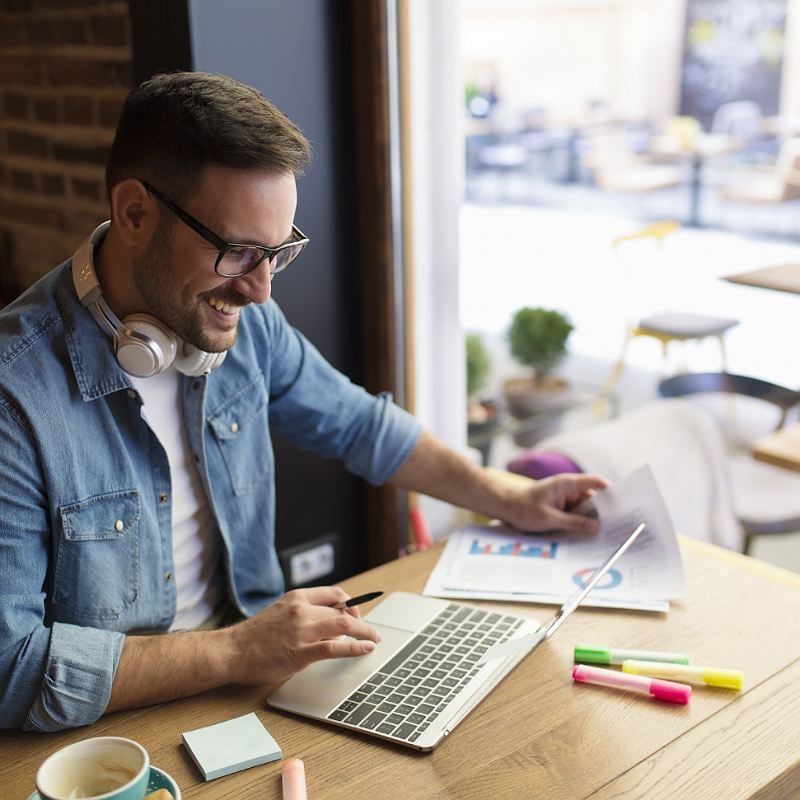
[469, 538, 559, 559]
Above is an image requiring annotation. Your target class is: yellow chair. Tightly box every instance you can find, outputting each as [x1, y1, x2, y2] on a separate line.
[601, 220, 739, 398]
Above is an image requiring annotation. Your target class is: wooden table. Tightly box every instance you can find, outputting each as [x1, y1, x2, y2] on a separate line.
[3, 538, 800, 800]
[724, 264, 800, 295]
[752, 421, 800, 472]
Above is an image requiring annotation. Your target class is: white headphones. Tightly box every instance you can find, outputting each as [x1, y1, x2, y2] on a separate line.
[71, 221, 226, 378]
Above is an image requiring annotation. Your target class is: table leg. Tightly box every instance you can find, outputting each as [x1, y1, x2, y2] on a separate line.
[687, 154, 702, 227]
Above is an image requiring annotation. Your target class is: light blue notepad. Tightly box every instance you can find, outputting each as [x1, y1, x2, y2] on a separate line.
[182, 712, 282, 780]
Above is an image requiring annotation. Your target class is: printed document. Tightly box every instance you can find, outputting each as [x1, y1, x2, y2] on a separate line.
[423, 464, 685, 612]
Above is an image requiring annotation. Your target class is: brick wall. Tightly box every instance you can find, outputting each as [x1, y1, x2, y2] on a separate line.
[0, 0, 134, 299]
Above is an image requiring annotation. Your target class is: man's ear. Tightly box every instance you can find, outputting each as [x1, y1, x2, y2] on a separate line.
[109, 179, 160, 247]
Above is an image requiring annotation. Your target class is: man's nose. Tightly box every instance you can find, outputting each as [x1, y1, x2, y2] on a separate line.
[232, 258, 273, 305]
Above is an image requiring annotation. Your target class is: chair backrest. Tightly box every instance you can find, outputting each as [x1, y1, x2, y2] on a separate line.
[711, 101, 763, 138]
[534, 399, 743, 548]
[658, 372, 800, 429]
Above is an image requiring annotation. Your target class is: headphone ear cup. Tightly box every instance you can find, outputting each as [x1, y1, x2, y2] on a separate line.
[174, 344, 227, 377]
[116, 313, 178, 378]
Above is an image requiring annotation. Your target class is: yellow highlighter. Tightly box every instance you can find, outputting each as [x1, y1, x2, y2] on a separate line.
[622, 659, 743, 690]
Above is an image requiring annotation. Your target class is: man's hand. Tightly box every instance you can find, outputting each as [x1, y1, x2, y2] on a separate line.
[496, 473, 608, 535]
[108, 586, 380, 714]
[390, 430, 608, 535]
[225, 586, 381, 686]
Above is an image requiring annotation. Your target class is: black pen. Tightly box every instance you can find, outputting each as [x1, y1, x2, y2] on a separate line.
[335, 591, 383, 609]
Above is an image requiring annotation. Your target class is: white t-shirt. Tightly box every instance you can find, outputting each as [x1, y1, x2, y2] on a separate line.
[129, 368, 222, 630]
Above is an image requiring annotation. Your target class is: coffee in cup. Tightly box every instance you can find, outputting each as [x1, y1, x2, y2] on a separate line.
[35, 736, 149, 800]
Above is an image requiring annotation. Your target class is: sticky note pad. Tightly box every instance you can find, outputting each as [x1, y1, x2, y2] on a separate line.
[182, 712, 282, 780]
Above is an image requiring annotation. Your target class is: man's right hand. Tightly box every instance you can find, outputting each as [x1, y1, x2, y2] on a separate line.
[224, 586, 381, 686]
[107, 585, 380, 714]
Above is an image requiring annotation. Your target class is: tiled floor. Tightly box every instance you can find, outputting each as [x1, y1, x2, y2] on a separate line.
[461, 203, 800, 574]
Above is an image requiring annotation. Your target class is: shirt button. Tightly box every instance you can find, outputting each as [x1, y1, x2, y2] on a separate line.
[114, 519, 124, 532]
[165, 572, 172, 581]
[192, 380, 200, 390]
[159, 493, 169, 504]
[127, 390, 136, 399]
[230, 421, 239, 434]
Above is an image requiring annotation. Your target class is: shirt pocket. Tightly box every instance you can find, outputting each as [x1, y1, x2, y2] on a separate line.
[207, 377, 270, 495]
[53, 489, 141, 622]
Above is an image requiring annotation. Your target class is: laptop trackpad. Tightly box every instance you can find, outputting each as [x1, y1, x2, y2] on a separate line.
[268, 623, 412, 718]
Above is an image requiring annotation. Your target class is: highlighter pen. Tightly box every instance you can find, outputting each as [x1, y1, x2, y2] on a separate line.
[282, 757, 308, 800]
[572, 664, 691, 704]
[574, 644, 690, 666]
[622, 659, 743, 690]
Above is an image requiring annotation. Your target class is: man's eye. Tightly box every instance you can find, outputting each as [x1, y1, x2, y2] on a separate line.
[226, 247, 262, 265]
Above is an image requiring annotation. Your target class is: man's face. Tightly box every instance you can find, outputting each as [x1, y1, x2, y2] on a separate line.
[132, 165, 298, 353]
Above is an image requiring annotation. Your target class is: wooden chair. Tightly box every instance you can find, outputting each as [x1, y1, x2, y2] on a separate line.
[583, 128, 685, 193]
[659, 372, 800, 555]
[601, 222, 739, 398]
[720, 137, 800, 204]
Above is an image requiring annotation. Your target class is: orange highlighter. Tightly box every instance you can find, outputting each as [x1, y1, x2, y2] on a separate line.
[282, 758, 308, 800]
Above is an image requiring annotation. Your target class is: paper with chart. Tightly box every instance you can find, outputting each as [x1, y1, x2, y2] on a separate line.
[423, 464, 685, 612]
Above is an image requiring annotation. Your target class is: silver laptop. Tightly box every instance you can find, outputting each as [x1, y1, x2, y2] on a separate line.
[268, 522, 644, 751]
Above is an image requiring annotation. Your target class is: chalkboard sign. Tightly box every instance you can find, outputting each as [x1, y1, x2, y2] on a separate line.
[680, 0, 787, 130]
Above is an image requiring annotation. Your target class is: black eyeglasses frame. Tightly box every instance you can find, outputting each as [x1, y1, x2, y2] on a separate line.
[139, 180, 309, 278]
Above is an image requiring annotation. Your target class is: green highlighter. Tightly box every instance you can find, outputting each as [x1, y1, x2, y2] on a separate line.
[574, 644, 690, 666]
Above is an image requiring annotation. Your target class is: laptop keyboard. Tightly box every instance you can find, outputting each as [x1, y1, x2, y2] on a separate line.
[327, 603, 525, 743]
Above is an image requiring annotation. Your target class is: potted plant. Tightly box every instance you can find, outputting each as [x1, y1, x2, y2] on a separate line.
[504, 307, 574, 425]
[466, 333, 499, 464]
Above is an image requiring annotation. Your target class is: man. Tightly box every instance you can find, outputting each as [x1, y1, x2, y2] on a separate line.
[0, 72, 604, 732]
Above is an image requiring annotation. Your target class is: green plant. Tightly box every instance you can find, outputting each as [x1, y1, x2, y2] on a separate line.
[466, 333, 490, 398]
[464, 81, 481, 109]
[508, 307, 573, 381]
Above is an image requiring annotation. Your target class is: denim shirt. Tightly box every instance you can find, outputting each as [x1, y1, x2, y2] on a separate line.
[0, 262, 421, 732]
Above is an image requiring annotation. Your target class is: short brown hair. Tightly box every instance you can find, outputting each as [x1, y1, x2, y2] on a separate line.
[106, 71, 312, 202]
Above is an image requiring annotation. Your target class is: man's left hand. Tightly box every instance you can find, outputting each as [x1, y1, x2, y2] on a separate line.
[499, 473, 608, 535]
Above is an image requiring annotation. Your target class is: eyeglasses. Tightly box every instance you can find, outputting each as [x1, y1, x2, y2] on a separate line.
[140, 180, 309, 278]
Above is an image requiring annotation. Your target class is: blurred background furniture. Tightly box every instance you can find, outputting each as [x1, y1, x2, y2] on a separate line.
[711, 100, 764, 140]
[752, 422, 800, 472]
[508, 398, 744, 549]
[720, 137, 800, 205]
[581, 124, 685, 195]
[602, 221, 739, 398]
[659, 372, 800, 555]
[650, 116, 743, 226]
[724, 262, 800, 295]
[509, 375, 800, 555]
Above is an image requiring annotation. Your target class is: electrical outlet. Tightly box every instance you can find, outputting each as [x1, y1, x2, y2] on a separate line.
[288, 541, 335, 586]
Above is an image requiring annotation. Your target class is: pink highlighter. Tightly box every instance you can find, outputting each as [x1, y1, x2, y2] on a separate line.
[572, 664, 691, 704]
[282, 758, 308, 800]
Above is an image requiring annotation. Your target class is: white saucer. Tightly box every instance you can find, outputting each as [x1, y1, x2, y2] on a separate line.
[28, 764, 181, 800]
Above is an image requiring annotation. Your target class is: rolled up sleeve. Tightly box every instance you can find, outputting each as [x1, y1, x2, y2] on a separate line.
[0, 398, 124, 731]
[23, 623, 124, 732]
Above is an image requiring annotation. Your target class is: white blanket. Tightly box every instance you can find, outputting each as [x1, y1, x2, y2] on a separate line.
[538, 399, 744, 550]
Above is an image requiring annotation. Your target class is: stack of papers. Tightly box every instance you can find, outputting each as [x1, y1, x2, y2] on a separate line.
[424, 465, 685, 612]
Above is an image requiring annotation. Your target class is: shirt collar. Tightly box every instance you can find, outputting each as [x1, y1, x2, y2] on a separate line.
[57, 262, 133, 401]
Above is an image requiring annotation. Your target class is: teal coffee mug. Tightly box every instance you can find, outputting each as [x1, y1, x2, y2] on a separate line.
[35, 737, 149, 800]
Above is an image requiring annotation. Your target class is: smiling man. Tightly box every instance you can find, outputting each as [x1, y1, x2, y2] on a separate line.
[0, 72, 605, 732]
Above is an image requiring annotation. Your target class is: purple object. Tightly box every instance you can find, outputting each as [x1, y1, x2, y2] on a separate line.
[507, 450, 582, 480]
